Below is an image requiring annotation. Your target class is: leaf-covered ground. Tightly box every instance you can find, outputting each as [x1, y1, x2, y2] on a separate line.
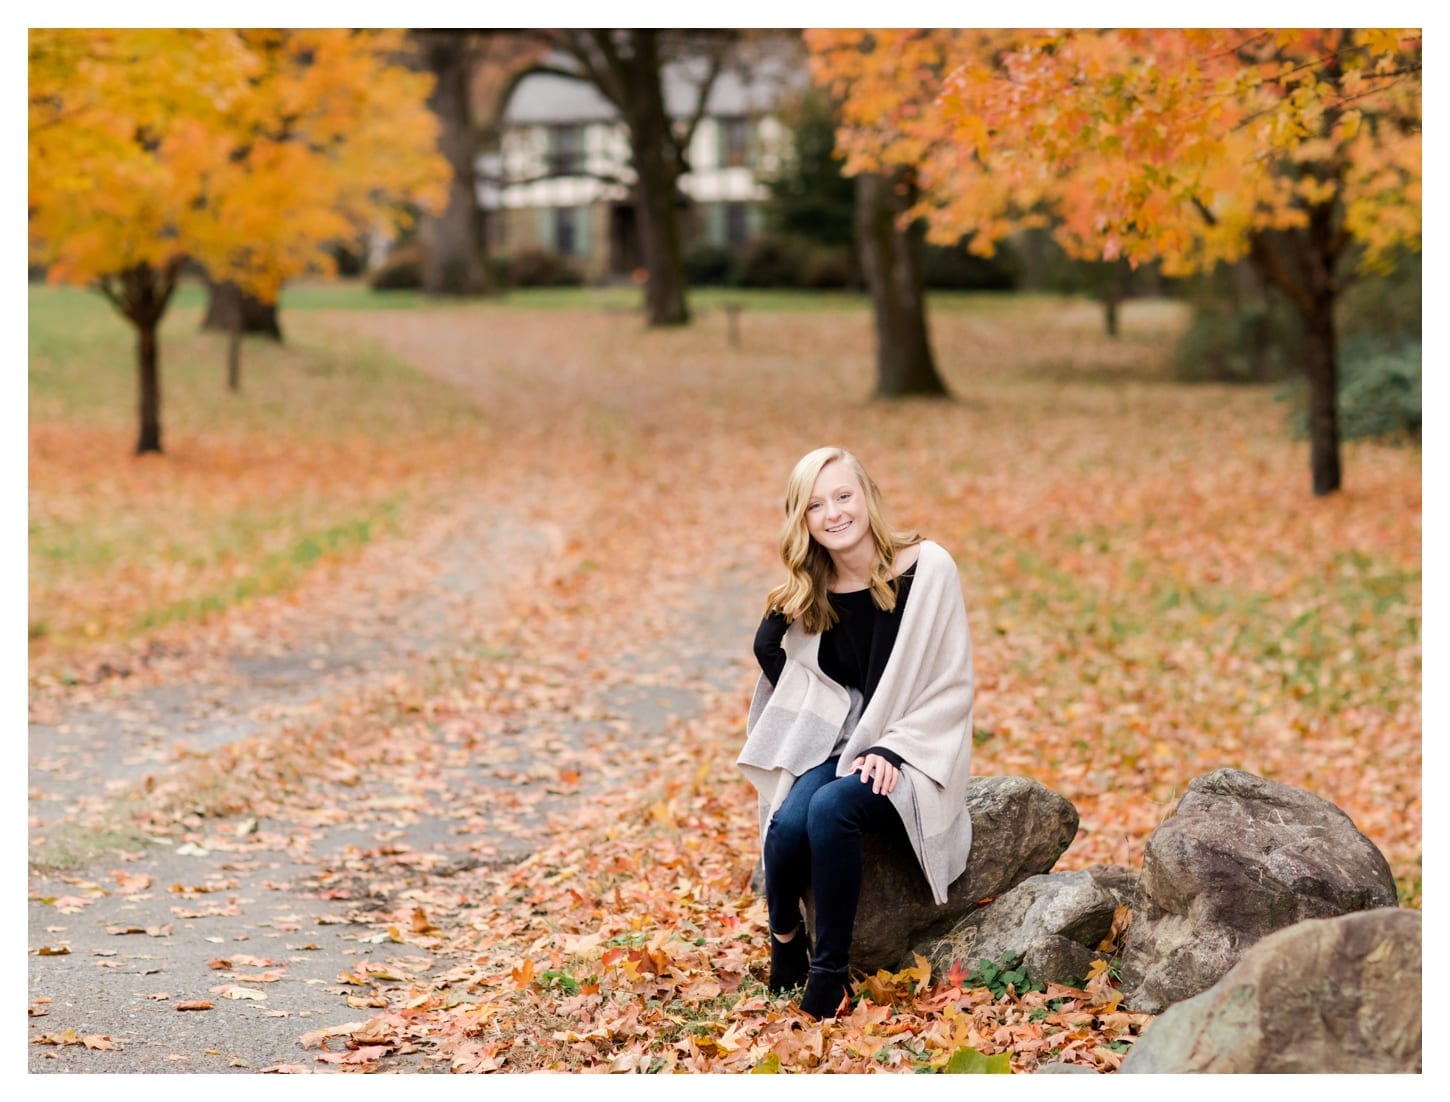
[28, 288, 1420, 1072]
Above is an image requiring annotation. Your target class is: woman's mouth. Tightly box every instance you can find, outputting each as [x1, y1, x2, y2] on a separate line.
[826, 521, 851, 534]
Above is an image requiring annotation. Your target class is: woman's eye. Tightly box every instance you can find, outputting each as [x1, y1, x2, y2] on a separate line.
[807, 502, 821, 511]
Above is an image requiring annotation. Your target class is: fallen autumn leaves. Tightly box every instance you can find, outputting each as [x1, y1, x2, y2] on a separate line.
[29, 294, 1419, 1072]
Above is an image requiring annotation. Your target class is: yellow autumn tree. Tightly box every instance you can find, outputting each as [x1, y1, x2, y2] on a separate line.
[29, 28, 450, 453]
[808, 28, 1422, 495]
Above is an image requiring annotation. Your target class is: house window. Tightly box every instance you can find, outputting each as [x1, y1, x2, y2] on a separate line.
[725, 202, 749, 247]
[549, 124, 584, 175]
[720, 117, 750, 167]
[556, 207, 578, 255]
[481, 207, 504, 250]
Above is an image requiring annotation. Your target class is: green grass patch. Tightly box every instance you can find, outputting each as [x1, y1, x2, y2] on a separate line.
[251, 277, 1077, 316]
[974, 527, 1420, 719]
[132, 503, 400, 634]
[29, 283, 487, 656]
[29, 283, 488, 439]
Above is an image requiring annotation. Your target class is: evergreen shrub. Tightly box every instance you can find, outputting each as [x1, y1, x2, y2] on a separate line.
[684, 242, 735, 286]
[798, 243, 855, 289]
[922, 243, 1017, 291]
[368, 244, 423, 291]
[731, 235, 807, 288]
[1278, 336, 1422, 444]
[504, 248, 583, 288]
[1170, 300, 1302, 383]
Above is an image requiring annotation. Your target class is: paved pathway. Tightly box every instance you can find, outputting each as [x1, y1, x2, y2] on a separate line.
[27, 310, 766, 1073]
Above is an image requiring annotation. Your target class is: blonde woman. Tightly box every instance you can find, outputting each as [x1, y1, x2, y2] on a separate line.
[738, 447, 976, 1019]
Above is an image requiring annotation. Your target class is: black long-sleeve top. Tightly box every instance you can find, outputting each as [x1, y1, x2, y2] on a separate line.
[753, 565, 916, 768]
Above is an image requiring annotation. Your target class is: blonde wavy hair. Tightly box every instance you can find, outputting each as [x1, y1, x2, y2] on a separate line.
[764, 447, 921, 634]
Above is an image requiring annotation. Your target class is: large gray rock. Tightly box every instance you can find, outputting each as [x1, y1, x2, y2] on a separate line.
[1120, 908, 1420, 1073]
[1120, 768, 1398, 1013]
[807, 775, 1079, 973]
[918, 866, 1135, 986]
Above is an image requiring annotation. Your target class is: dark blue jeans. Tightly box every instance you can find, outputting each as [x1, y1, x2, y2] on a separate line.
[762, 756, 906, 975]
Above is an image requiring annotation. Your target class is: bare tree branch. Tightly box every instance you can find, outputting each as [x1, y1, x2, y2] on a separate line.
[675, 42, 730, 157]
[582, 30, 634, 118]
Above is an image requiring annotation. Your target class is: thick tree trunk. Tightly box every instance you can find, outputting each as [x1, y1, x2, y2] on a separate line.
[417, 29, 492, 296]
[136, 321, 162, 454]
[855, 170, 948, 399]
[202, 279, 282, 341]
[626, 34, 689, 327]
[633, 159, 689, 327]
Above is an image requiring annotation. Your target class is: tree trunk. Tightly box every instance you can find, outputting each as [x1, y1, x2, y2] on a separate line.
[136, 321, 162, 454]
[633, 159, 689, 327]
[1249, 202, 1344, 496]
[625, 31, 689, 327]
[1103, 295, 1120, 338]
[416, 29, 493, 296]
[1101, 258, 1131, 337]
[1301, 292, 1341, 496]
[98, 263, 178, 455]
[227, 313, 242, 393]
[855, 170, 948, 399]
[202, 278, 282, 340]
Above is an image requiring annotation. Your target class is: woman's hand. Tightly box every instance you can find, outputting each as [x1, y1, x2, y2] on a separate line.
[850, 753, 899, 795]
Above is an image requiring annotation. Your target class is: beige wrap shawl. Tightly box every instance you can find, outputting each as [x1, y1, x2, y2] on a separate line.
[737, 539, 975, 904]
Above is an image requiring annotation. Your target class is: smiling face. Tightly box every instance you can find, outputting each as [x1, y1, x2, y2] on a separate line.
[804, 459, 870, 559]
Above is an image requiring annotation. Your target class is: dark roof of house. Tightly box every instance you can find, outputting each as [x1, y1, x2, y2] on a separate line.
[502, 48, 806, 126]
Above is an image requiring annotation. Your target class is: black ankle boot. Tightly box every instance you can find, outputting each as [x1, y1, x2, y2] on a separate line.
[768, 930, 810, 993]
[799, 968, 852, 1019]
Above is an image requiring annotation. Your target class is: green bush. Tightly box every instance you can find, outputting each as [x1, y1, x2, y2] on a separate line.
[1170, 300, 1302, 383]
[684, 241, 735, 286]
[730, 234, 807, 288]
[368, 244, 423, 292]
[504, 247, 583, 288]
[922, 243, 1016, 291]
[1338, 251, 1421, 343]
[1169, 252, 1420, 384]
[798, 243, 855, 289]
[1279, 336, 1421, 444]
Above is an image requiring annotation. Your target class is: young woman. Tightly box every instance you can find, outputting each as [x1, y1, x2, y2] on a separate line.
[737, 446, 976, 1019]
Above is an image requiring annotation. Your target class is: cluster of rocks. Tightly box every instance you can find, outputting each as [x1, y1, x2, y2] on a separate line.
[780, 767, 1420, 1074]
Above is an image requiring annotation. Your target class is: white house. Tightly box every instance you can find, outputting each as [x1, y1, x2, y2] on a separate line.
[480, 51, 803, 282]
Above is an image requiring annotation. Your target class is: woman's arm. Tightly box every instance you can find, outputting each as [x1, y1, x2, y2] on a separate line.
[753, 611, 789, 686]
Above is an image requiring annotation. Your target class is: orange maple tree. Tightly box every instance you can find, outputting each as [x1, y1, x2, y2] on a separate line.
[807, 28, 1422, 496]
[28, 28, 449, 453]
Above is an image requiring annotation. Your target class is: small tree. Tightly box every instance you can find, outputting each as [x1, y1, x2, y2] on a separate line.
[29, 29, 449, 438]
